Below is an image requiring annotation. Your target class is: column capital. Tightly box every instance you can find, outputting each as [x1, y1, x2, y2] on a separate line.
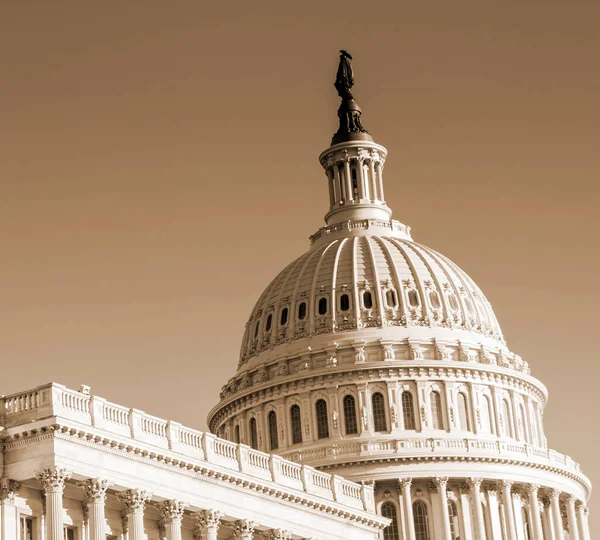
[117, 489, 152, 513]
[0, 478, 22, 503]
[157, 500, 186, 523]
[192, 509, 223, 534]
[78, 478, 110, 504]
[265, 531, 291, 540]
[433, 476, 449, 489]
[457, 483, 470, 495]
[232, 520, 257, 540]
[549, 488, 562, 500]
[499, 480, 513, 493]
[564, 494, 577, 505]
[467, 477, 483, 489]
[575, 500, 586, 511]
[36, 467, 71, 493]
[485, 489, 498, 498]
[399, 478, 412, 490]
[526, 483, 540, 496]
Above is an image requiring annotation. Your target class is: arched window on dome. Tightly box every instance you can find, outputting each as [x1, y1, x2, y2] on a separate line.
[448, 501, 461, 539]
[501, 398, 513, 438]
[249, 418, 258, 450]
[254, 320, 260, 339]
[464, 297, 475, 316]
[481, 395, 493, 434]
[290, 404, 302, 445]
[234, 424, 240, 444]
[430, 391, 445, 430]
[429, 290, 441, 309]
[519, 403, 528, 442]
[529, 402, 539, 446]
[386, 289, 398, 308]
[298, 302, 307, 320]
[268, 410, 279, 450]
[413, 501, 430, 540]
[363, 291, 373, 310]
[340, 293, 350, 312]
[381, 502, 399, 540]
[401, 391, 416, 430]
[280, 307, 289, 326]
[265, 314, 272, 332]
[372, 392, 387, 432]
[408, 290, 420, 308]
[457, 392, 471, 432]
[315, 399, 329, 439]
[447, 294, 459, 312]
[343, 395, 358, 435]
[318, 297, 328, 315]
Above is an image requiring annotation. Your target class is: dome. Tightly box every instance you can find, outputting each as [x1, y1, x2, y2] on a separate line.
[239, 225, 506, 371]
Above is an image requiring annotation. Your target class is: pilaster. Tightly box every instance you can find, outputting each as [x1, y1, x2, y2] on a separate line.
[0, 478, 22, 540]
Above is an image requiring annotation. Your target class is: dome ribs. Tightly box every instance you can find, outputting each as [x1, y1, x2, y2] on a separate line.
[377, 237, 408, 323]
[309, 240, 340, 336]
[331, 238, 350, 330]
[363, 236, 385, 326]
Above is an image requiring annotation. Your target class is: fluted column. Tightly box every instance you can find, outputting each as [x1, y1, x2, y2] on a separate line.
[78, 479, 110, 540]
[576, 503, 590, 540]
[333, 163, 343, 203]
[376, 161, 385, 202]
[157, 500, 185, 540]
[549, 490, 563, 540]
[356, 158, 366, 200]
[343, 157, 353, 202]
[434, 477, 452, 540]
[564, 496, 579, 540]
[193, 510, 223, 540]
[468, 478, 486, 540]
[500, 481, 517, 540]
[118, 490, 151, 540]
[526, 484, 543, 540]
[400, 478, 415, 540]
[0, 478, 22, 540]
[36, 468, 71, 540]
[368, 159, 378, 200]
[232, 520, 256, 540]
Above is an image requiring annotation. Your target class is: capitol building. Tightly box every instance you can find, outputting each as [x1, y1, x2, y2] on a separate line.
[0, 53, 591, 540]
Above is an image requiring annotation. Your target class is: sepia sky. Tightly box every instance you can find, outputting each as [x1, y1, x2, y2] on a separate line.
[1, 0, 598, 525]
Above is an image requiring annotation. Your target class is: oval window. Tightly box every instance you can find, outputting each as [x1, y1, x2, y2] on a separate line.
[464, 297, 475, 315]
[408, 290, 420, 307]
[298, 302, 307, 320]
[280, 307, 289, 326]
[265, 313, 272, 331]
[429, 291, 441, 308]
[386, 289, 397, 308]
[448, 294, 459, 311]
[318, 297, 328, 315]
[363, 291, 373, 309]
[340, 294, 350, 312]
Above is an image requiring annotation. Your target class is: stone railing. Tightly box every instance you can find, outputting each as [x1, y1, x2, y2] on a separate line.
[309, 218, 412, 244]
[0, 383, 374, 512]
[281, 436, 588, 488]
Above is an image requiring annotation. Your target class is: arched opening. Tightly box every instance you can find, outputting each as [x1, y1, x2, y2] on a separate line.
[372, 392, 387, 432]
[265, 314, 272, 331]
[363, 291, 373, 309]
[343, 395, 358, 435]
[408, 290, 420, 307]
[481, 395, 493, 434]
[268, 411, 278, 450]
[340, 294, 350, 312]
[290, 404, 302, 445]
[448, 501, 461, 539]
[280, 307, 288, 326]
[519, 403, 528, 442]
[298, 302, 307, 320]
[501, 399, 512, 437]
[254, 320, 260, 338]
[315, 399, 329, 439]
[413, 501, 430, 540]
[381, 502, 399, 540]
[318, 297, 328, 315]
[401, 391, 416, 430]
[249, 418, 258, 450]
[457, 392, 471, 432]
[234, 424, 240, 444]
[386, 289, 397, 308]
[430, 391, 444, 430]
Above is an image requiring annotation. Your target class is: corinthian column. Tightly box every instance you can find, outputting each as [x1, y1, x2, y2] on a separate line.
[232, 520, 256, 540]
[500, 481, 517, 540]
[565, 496, 580, 540]
[549, 489, 563, 540]
[1, 478, 22, 540]
[468, 478, 486, 540]
[576, 502, 590, 540]
[117, 489, 151, 540]
[157, 500, 186, 540]
[265, 531, 291, 540]
[400, 478, 416, 540]
[193, 510, 223, 540]
[78, 479, 109, 540]
[36, 468, 71, 540]
[526, 484, 543, 540]
[434, 477, 452, 540]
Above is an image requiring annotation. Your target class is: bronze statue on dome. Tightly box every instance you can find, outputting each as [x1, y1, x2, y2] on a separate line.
[334, 50, 355, 101]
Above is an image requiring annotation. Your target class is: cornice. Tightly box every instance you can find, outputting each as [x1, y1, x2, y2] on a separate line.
[1, 421, 388, 531]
